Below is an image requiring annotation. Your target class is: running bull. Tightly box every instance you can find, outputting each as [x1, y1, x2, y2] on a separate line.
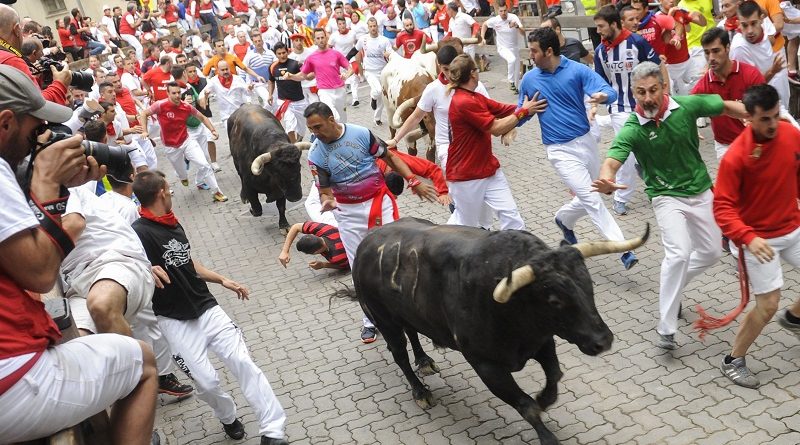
[228, 104, 309, 233]
[350, 217, 649, 445]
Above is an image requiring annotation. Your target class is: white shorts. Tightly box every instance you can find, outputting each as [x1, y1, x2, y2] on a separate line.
[0, 334, 143, 442]
[65, 250, 154, 333]
[744, 226, 800, 294]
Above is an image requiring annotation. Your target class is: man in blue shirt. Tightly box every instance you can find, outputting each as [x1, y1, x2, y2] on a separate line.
[518, 26, 638, 270]
[593, 6, 662, 216]
[305, 2, 321, 29]
[304, 102, 437, 343]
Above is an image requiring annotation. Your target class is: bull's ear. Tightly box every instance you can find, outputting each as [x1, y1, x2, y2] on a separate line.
[547, 294, 564, 310]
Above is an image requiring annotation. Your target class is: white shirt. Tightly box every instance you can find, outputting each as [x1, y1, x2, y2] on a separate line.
[356, 35, 392, 72]
[460, 0, 480, 13]
[483, 14, 522, 49]
[204, 75, 252, 120]
[289, 46, 317, 88]
[448, 11, 476, 40]
[730, 29, 789, 103]
[262, 27, 281, 49]
[417, 77, 489, 147]
[224, 34, 239, 52]
[379, 15, 400, 37]
[121, 71, 144, 96]
[198, 41, 214, 66]
[0, 158, 37, 245]
[99, 191, 139, 225]
[101, 15, 119, 38]
[351, 21, 369, 41]
[328, 30, 357, 56]
[61, 185, 149, 280]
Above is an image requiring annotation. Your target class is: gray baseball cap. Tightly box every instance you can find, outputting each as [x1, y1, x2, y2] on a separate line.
[0, 65, 73, 123]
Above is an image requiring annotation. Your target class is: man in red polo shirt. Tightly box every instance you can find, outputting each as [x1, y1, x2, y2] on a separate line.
[692, 27, 764, 159]
[142, 56, 174, 102]
[395, 18, 432, 58]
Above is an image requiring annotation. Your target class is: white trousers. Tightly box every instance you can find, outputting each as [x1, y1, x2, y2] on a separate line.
[497, 45, 520, 88]
[0, 335, 143, 442]
[652, 189, 722, 335]
[335, 195, 397, 329]
[714, 141, 730, 160]
[769, 68, 791, 109]
[365, 69, 384, 122]
[276, 97, 308, 138]
[546, 132, 625, 241]
[667, 56, 703, 96]
[303, 86, 319, 104]
[346, 72, 359, 104]
[164, 137, 221, 192]
[132, 303, 177, 376]
[188, 125, 213, 161]
[318, 87, 346, 123]
[305, 183, 339, 226]
[157, 306, 286, 438]
[609, 111, 638, 204]
[438, 143, 493, 228]
[120, 33, 143, 59]
[427, 25, 439, 43]
[447, 170, 525, 230]
[464, 44, 476, 59]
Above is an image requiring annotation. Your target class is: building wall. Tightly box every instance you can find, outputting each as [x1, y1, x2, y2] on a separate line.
[13, 0, 127, 29]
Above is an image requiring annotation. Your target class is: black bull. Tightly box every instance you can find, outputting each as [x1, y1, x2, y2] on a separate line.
[227, 105, 307, 232]
[349, 218, 649, 445]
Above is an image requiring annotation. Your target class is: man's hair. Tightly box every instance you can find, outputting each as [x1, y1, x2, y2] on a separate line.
[172, 37, 181, 48]
[296, 235, 325, 254]
[99, 100, 115, 112]
[22, 20, 41, 34]
[594, 5, 621, 28]
[107, 159, 134, 189]
[437, 44, 459, 65]
[620, 5, 635, 15]
[738, 0, 762, 17]
[701, 27, 730, 47]
[528, 27, 560, 56]
[743, 84, 780, 114]
[160, 55, 172, 65]
[273, 41, 288, 52]
[133, 170, 167, 207]
[71, 8, 80, 17]
[214, 39, 225, 46]
[630, 0, 649, 7]
[20, 38, 41, 57]
[447, 1, 459, 11]
[83, 120, 107, 142]
[314, 27, 326, 36]
[98, 81, 114, 92]
[166, 80, 181, 91]
[304, 101, 335, 119]
[542, 16, 561, 29]
[170, 65, 185, 79]
[631, 61, 663, 84]
[385, 171, 404, 196]
[336, 16, 346, 23]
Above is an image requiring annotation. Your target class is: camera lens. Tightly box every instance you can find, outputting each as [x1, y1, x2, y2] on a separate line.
[82, 140, 132, 180]
[70, 71, 95, 92]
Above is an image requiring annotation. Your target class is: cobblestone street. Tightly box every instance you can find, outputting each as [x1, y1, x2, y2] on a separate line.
[153, 56, 800, 444]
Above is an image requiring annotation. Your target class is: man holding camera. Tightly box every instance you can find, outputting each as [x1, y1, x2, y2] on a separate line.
[0, 64, 158, 444]
[0, 4, 70, 106]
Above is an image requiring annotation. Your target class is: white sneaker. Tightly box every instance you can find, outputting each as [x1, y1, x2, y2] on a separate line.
[211, 162, 221, 172]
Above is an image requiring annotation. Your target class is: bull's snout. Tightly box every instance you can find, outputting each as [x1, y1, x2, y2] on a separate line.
[576, 324, 613, 356]
[285, 184, 303, 202]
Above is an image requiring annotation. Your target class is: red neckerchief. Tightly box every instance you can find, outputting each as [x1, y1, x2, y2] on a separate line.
[635, 94, 670, 127]
[724, 16, 739, 31]
[603, 28, 631, 52]
[260, 25, 267, 32]
[219, 74, 233, 89]
[339, 29, 350, 35]
[106, 121, 116, 136]
[139, 206, 179, 228]
[437, 72, 448, 85]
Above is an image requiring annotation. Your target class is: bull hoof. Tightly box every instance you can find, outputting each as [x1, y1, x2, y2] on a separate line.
[413, 388, 436, 410]
[279, 226, 290, 236]
[415, 357, 440, 377]
[407, 147, 418, 157]
[250, 208, 263, 217]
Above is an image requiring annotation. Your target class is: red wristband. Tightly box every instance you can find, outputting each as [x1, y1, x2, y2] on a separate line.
[514, 107, 529, 120]
[406, 175, 422, 189]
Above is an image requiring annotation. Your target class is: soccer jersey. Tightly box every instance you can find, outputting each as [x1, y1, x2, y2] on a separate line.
[355, 35, 392, 71]
[638, 11, 674, 57]
[142, 67, 173, 101]
[307, 124, 387, 202]
[395, 30, 432, 58]
[594, 30, 661, 113]
[607, 94, 724, 199]
[148, 99, 203, 147]
[301, 221, 349, 269]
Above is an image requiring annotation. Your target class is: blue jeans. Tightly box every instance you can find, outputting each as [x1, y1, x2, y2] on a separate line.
[87, 40, 105, 55]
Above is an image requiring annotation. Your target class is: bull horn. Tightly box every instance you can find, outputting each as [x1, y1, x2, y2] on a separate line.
[493, 265, 535, 303]
[572, 224, 650, 258]
[295, 141, 312, 151]
[391, 97, 417, 128]
[422, 42, 439, 53]
[251, 152, 272, 175]
[404, 128, 425, 144]
[461, 37, 479, 45]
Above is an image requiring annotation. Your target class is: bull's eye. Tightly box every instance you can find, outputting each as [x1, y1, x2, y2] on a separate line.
[547, 294, 564, 310]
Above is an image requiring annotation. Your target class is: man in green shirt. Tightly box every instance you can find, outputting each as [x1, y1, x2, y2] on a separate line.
[593, 61, 747, 350]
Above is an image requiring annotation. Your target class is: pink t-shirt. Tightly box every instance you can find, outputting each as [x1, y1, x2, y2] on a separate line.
[301, 48, 350, 90]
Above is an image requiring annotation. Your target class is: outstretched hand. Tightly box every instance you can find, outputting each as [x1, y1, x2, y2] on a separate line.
[222, 278, 249, 300]
[520, 91, 547, 115]
[591, 178, 628, 195]
[412, 182, 439, 202]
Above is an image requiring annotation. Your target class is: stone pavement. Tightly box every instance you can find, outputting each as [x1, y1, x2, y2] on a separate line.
[153, 54, 800, 444]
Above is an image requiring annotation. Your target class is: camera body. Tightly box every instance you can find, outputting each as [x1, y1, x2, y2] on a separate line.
[45, 129, 133, 182]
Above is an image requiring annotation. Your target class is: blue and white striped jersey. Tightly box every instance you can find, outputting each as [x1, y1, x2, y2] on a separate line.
[594, 32, 660, 114]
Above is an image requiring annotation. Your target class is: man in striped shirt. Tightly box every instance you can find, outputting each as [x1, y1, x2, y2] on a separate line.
[278, 221, 350, 270]
[593, 6, 662, 215]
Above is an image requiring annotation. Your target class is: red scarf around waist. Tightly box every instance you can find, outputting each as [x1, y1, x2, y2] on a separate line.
[275, 99, 292, 120]
[139, 206, 179, 228]
[367, 185, 399, 229]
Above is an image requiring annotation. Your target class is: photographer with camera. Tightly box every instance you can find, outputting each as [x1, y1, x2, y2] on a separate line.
[0, 4, 70, 106]
[0, 64, 158, 444]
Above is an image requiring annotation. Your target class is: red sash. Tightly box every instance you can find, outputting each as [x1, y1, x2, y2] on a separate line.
[367, 185, 399, 229]
[275, 99, 292, 120]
